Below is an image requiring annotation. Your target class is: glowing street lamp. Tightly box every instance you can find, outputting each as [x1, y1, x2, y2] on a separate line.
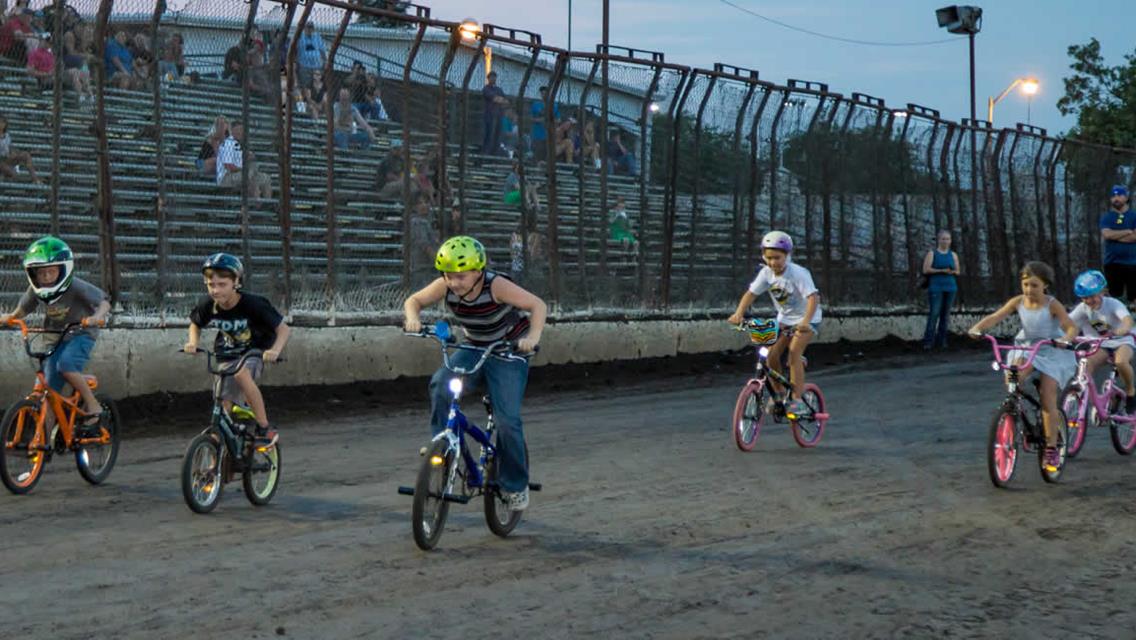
[987, 76, 1039, 125]
[459, 18, 480, 41]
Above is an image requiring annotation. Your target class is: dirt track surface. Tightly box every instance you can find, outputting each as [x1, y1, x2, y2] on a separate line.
[5, 350, 1136, 639]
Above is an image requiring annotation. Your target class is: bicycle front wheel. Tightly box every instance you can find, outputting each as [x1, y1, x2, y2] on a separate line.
[485, 443, 527, 538]
[412, 439, 456, 551]
[182, 432, 225, 514]
[731, 381, 765, 452]
[75, 395, 121, 485]
[0, 400, 46, 495]
[243, 441, 281, 506]
[987, 410, 1019, 488]
[790, 384, 827, 448]
[1059, 388, 1087, 459]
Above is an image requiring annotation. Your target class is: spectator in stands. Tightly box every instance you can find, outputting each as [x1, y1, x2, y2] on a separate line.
[503, 159, 541, 213]
[132, 38, 155, 90]
[244, 27, 273, 100]
[346, 60, 368, 105]
[578, 119, 603, 170]
[608, 130, 638, 177]
[216, 121, 273, 201]
[376, 150, 407, 200]
[510, 224, 525, 283]
[608, 195, 638, 253]
[25, 38, 55, 90]
[481, 70, 508, 156]
[159, 32, 185, 80]
[360, 73, 389, 122]
[104, 30, 134, 90]
[5, 0, 29, 19]
[449, 197, 463, 235]
[553, 116, 575, 164]
[501, 107, 522, 157]
[0, 8, 34, 67]
[295, 22, 326, 89]
[0, 114, 42, 184]
[530, 85, 559, 161]
[62, 24, 94, 103]
[302, 69, 328, 119]
[408, 193, 439, 285]
[196, 115, 228, 177]
[332, 88, 375, 150]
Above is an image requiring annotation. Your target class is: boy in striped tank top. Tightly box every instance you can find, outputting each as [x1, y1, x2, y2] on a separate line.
[403, 236, 547, 511]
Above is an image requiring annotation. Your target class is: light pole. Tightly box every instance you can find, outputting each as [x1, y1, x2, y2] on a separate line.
[987, 77, 1039, 125]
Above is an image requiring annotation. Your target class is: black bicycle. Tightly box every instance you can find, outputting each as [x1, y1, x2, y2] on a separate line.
[180, 348, 282, 514]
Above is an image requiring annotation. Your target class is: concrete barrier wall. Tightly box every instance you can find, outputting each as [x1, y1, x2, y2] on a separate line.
[0, 309, 992, 400]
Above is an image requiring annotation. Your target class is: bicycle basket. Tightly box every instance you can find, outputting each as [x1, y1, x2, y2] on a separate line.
[745, 319, 779, 345]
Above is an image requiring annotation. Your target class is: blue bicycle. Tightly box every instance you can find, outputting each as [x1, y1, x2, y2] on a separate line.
[399, 321, 541, 551]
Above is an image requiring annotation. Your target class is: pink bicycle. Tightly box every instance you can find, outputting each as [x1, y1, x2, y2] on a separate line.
[1059, 337, 1136, 457]
[979, 334, 1071, 487]
[731, 318, 829, 451]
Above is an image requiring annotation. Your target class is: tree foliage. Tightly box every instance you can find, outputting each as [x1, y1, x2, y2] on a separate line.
[356, 1, 412, 28]
[781, 123, 929, 195]
[649, 114, 764, 194]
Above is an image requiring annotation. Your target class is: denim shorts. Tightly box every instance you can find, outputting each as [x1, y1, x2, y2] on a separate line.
[44, 334, 97, 393]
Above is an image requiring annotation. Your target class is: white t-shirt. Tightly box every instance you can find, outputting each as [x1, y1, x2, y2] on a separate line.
[747, 261, 822, 325]
[1069, 296, 1131, 337]
[215, 136, 242, 184]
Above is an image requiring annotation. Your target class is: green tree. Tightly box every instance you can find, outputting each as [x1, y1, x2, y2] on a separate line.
[781, 123, 928, 195]
[356, 1, 411, 28]
[648, 114, 761, 194]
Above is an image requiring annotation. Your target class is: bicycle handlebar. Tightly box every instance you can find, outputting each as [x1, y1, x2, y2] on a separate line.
[975, 333, 1067, 371]
[4, 318, 105, 359]
[404, 323, 536, 375]
[179, 347, 285, 377]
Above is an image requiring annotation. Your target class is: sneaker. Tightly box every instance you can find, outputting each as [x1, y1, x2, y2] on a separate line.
[1126, 395, 1136, 415]
[254, 425, 279, 449]
[503, 488, 529, 511]
[764, 396, 783, 415]
[1043, 446, 1061, 472]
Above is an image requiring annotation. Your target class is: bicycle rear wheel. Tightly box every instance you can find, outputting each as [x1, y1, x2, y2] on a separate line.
[1059, 388, 1087, 459]
[1039, 408, 1070, 483]
[790, 384, 827, 448]
[987, 409, 1019, 488]
[0, 400, 45, 495]
[1109, 414, 1136, 455]
[731, 381, 765, 452]
[485, 443, 527, 538]
[412, 439, 456, 551]
[75, 395, 120, 485]
[243, 440, 281, 506]
[182, 432, 225, 514]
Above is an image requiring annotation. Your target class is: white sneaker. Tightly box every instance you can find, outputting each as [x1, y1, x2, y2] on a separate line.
[504, 488, 529, 511]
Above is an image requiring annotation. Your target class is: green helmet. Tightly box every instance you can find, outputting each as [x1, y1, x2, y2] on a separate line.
[23, 236, 74, 303]
[434, 235, 487, 272]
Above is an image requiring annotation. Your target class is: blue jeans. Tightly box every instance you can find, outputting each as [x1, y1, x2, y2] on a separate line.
[334, 131, 371, 150]
[923, 289, 956, 348]
[429, 349, 529, 493]
[45, 333, 96, 393]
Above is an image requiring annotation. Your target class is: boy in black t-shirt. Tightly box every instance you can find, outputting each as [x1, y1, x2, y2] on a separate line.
[184, 253, 290, 447]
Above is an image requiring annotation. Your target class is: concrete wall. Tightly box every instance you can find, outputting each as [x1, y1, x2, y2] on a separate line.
[0, 309, 992, 401]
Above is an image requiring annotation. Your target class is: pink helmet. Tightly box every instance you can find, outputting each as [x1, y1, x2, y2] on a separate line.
[761, 230, 793, 253]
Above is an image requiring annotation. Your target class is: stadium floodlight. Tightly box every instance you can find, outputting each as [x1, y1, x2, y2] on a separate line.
[935, 5, 982, 34]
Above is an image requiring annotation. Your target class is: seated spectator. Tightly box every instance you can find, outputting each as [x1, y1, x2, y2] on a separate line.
[530, 85, 559, 162]
[222, 42, 242, 82]
[159, 32, 185, 80]
[25, 38, 55, 89]
[345, 60, 368, 106]
[0, 8, 34, 66]
[360, 73, 389, 122]
[133, 45, 154, 89]
[411, 158, 435, 204]
[376, 149, 409, 200]
[553, 116, 575, 164]
[501, 107, 523, 157]
[579, 119, 602, 170]
[608, 195, 638, 252]
[502, 158, 540, 211]
[104, 30, 134, 89]
[196, 115, 228, 176]
[408, 192, 439, 284]
[6, 0, 29, 19]
[295, 22, 326, 90]
[0, 114, 41, 183]
[216, 121, 273, 200]
[302, 69, 327, 119]
[608, 130, 638, 177]
[332, 88, 374, 150]
[244, 27, 273, 100]
[62, 24, 94, 103]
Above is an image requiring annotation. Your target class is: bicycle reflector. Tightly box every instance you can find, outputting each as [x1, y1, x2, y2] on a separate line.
[747, 319, 779, 345]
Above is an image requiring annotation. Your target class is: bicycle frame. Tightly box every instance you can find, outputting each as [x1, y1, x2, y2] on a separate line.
[983, 334, 1056, 437]
[1068, 338, 1136, 427]
[187, 348, 272, 461]
[738, 319, 799, 399]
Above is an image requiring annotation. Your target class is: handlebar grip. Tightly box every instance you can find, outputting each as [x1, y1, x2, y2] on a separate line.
[81, 317, 107, 329]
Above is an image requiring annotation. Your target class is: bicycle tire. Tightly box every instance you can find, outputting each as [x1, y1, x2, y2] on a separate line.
[790, 383, 827, 448]
[1040, 407, 1070, 483]
[0, 400, 45, 495]
[987, 409, 1019, 488]
[75, 394, 121, 485]
[484, 442, 527, 538]
[182, 432, 225, 514]
[412, 439, 455, 551]
[731, 381, 765, 452]
[243, 441, 281, 506]
[1059, 388, 1087, 459]
[1109, 413, 1136, 455]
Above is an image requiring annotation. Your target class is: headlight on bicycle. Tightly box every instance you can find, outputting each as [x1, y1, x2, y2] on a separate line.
[758, 346, 770, 358]
[448, 377, 463, 397]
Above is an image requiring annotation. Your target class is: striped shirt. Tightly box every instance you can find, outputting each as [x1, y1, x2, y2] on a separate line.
[445, 271, 530, 346]
[215, 135, 242, 184]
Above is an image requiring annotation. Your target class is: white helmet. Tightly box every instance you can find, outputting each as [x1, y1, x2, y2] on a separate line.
[761, 230, 793, 253]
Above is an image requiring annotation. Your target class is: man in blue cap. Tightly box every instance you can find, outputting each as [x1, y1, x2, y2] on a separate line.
[1101, 185, 1136, 302]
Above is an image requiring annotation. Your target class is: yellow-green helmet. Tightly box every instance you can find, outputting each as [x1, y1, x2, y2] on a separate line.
[434, 235, 486, 272]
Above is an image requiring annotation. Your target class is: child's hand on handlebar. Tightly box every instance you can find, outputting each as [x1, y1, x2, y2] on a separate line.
[183, 341, 198, 354]
[795, 321, 812, 334]
[517, 336, 539, 354]
[726, 312, 744, 325]
[263, 349, 281, 362]
[404, 317, 422, 333]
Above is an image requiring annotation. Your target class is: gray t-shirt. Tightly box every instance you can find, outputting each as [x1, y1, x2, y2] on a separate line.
[18, 276, 108, 338]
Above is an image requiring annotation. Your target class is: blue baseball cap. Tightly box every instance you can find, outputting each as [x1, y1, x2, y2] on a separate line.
[1112, 185, 1130, 197]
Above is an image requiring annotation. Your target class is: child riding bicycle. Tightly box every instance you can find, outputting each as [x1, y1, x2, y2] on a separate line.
[727, 230, 821, 418]
[183, 253, 290, 448]
[968, 261, 1077, 472]
[402, 236, 547, 511]
[1, 236, 110, 436]
[1068, 269, 1136, 413]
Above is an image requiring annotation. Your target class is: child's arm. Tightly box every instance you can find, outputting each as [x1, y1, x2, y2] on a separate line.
[797, 293, 820, 332]
[727, 291, 758, 325]
[264, 322, 290, 363]
[969, 296, 1021, 335]
[184, 323, 202, 353]
[89, 300, 111, 323]
[0, 307, 28, 325]
[1051, 299, 1079, 342]
[492, 277, 547, 353]
[403, 277, 448, 333]
[1117, 308, 1134, 336]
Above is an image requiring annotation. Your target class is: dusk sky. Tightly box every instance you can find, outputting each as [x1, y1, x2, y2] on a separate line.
[425, 0, 1134, 137]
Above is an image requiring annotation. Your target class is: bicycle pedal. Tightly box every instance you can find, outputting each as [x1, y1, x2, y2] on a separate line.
[528, 482, 542, 492]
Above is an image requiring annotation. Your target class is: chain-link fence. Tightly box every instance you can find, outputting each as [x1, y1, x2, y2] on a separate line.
[2, 0, 1135, 320]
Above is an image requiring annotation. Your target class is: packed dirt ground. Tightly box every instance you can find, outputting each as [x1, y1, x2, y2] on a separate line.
[4, 342, 1136, 639]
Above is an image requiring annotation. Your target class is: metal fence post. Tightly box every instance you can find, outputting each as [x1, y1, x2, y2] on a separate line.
[92, 0, 118, 303]
[543, 52, 570, 302]
[660, 69, 695, 308]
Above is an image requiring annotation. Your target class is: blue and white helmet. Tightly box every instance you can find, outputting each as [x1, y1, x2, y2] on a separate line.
[1073, 269, 1107, 298]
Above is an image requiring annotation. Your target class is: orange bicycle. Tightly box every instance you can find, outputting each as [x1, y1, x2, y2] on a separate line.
[1, 318, 120, 495]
